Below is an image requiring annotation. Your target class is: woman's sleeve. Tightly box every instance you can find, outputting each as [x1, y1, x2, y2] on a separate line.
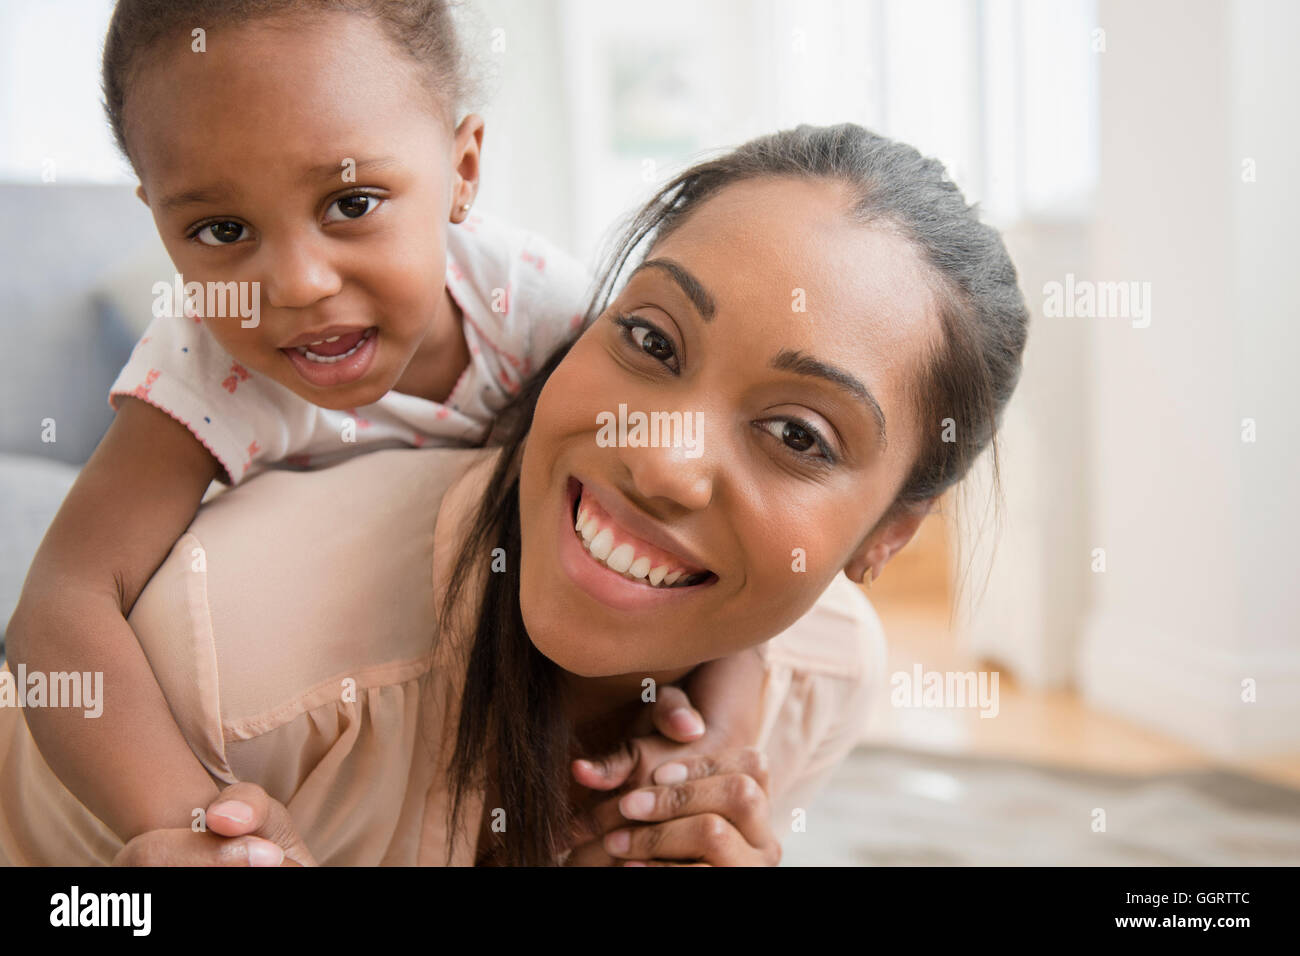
[755, 572, 888, 835]
[126, 529, 237, 786]
[123, 448, 456, 864]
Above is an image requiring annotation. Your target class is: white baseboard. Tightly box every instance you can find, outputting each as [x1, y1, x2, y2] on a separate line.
[1079, 611, 1300, 756]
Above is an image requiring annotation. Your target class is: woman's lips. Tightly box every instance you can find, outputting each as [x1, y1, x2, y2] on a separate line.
[575, 488, 707, 585]
[556, 478, 716, 611]
[281, 327, 377, 388]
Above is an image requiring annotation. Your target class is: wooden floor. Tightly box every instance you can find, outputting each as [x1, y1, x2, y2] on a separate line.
[857, 509, 1300, 791]
[862, 597, 1300, 790]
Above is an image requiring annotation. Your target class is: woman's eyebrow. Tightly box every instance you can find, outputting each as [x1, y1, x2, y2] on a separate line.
[629, 258, 716, 320]
[771, 349, 888, 449]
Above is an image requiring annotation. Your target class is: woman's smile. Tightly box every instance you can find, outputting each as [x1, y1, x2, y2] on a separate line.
[557, 476, 717, 611]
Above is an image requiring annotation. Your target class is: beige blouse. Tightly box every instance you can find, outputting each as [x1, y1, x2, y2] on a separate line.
[0, 447, 886, 865]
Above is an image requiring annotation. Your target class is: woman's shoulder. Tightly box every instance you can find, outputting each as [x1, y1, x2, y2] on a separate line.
[759, 572, 886, 683]
[128, 445, 500, 745]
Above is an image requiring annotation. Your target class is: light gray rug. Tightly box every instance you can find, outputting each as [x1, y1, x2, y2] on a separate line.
[780, 745, 1300, 866]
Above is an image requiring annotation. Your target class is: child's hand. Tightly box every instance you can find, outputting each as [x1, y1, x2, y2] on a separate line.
[113, 782, 317, 867]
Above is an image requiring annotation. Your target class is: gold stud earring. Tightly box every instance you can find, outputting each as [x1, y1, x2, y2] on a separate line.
[861, 566, 874, 589]
[459, 202, 471, 213]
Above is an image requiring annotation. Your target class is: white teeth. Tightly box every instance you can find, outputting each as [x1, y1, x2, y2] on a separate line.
[295, 329, 372, 364]
[572, 496, 705, 589]
[589, 528, 614, 561]
[606, 544, 635, 574]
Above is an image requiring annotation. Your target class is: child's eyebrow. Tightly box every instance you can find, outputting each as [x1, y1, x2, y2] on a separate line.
[158, 158, 402, 211]
[299, 156, 401, 183]
[159, 182, 235, 211]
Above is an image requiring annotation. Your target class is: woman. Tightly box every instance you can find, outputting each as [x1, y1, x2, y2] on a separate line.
[0, 124, 1028, 865]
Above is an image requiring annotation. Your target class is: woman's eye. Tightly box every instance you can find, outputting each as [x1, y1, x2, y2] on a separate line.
[193, 221, 246, 245]
[325, 193, 382, 222]
[615, 315, 679, 371]
[630, 325, 674, 362]
[758, 418, 832, 460]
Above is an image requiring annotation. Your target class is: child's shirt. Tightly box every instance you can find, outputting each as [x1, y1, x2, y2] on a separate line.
[109, 211, 591, 483]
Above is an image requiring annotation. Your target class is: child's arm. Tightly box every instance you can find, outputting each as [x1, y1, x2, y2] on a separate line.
[5, 397, 225, 841]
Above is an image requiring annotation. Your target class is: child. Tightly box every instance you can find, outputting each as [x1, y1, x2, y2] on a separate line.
[6, 0, 765, 849]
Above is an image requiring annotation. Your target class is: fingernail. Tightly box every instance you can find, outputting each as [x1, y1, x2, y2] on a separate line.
[604, 829, 631, 854]
[654, 762, 688, 785]
[246, 839, 284, 867]
[669, 708, 704, 737]
[620, 790, 656, 820]
[210, 800, 253, 824]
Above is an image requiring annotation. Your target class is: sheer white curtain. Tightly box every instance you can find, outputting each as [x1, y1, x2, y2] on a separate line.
[0, 0, 125, 183]
[549, 0, 1098, 262]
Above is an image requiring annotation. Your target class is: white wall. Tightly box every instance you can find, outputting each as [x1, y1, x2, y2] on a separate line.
[1078, 0, 1300, 755]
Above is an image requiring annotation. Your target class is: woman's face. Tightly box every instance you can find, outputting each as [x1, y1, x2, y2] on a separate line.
[519, 176, 942, 677]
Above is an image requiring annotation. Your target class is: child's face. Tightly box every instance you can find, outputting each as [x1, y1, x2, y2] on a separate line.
[518, 176, 941, 678]
[124, 11, 478, 410]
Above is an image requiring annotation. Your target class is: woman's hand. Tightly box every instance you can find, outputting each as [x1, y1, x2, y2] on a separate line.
[569, 682, 750, 795]
[113, 782, 317, 866]
[564, 747, 781, 866]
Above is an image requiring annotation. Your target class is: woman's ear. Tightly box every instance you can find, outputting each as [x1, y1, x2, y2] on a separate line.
[135, 184, 149, 207]
[845, 498, 935, 585]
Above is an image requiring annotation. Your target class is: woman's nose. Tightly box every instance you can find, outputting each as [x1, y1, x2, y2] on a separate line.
[617, 416, 716, 512]
[260, 235, 343, 309]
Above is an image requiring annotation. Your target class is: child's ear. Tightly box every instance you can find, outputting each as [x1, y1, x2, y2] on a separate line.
[845, 498, 935, 585]
[449, 113, 485, 216]
[135, 184, 150, 208]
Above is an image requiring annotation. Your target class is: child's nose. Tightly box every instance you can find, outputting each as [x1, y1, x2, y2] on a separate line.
[260, 237, 343, 309]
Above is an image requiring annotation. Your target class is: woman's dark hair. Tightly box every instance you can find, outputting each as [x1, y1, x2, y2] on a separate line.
[440, 123, 1030, 865]
[101, 0, 472, 169]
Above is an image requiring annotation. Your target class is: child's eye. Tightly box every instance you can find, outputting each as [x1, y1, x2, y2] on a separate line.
[614, 314, 679, 373]
[325, 193, 383, 222]
[755, 417, 837, 465]
[191, 221, 247, 245]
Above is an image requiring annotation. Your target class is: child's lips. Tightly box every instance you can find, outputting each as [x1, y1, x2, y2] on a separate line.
[288, 328, 368, 358]
[281, 325, 373, 350]
[280, 327, 377, 387]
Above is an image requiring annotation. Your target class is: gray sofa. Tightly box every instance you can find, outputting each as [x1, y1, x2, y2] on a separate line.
[0, 183, 171, 655]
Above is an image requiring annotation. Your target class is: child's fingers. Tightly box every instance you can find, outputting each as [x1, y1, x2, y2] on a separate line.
[648, 685, 706, 742]
[205, 781, 318, 866]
